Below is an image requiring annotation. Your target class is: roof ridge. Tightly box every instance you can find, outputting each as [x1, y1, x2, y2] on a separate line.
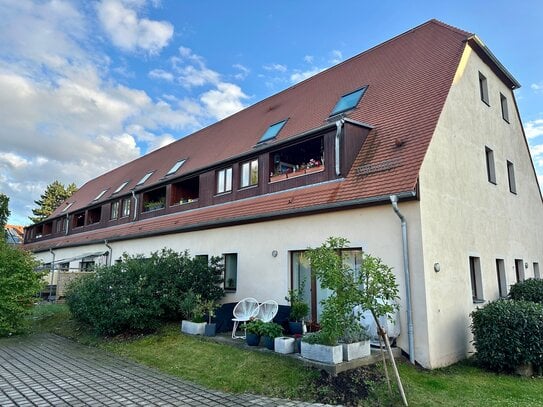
[428, 18, 473, 37]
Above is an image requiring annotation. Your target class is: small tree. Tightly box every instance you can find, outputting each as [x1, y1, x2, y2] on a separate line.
[0, 241, 44, 336]
[29, 181, 77, 223]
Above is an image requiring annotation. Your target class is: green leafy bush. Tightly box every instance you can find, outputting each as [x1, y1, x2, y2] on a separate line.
[509, 278, 543, 304]
[66, 249, 224, 335]
[259, 322, 283, 338]
[471, 299, 543, 372]
[0, 242, 44, 336]
[246, 319, 267, 335]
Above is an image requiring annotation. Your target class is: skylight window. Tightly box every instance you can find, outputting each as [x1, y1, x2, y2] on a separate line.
[166, 159, 186, 176]
[136, 171, 154, 186]
[329, 86, 368, 116]
[113, 181, 129, 194]
[61, 202, 74, 212]
[258, 119, 288, 143]
[93, 189, 108, 201]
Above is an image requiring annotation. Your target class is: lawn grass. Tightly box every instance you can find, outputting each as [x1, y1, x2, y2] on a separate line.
[26, 303, 543, 406]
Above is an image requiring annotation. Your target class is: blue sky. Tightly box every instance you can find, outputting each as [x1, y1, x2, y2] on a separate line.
[1, 0, 542, 225]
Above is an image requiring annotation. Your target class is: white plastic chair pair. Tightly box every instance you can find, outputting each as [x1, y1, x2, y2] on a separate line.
[231, 298, 279, 339]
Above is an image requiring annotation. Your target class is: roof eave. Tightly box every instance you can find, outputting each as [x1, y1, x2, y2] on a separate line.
[467, 35, 521, 89]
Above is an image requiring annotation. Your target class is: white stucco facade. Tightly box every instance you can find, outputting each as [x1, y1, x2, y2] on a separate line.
[418, 45, 543, 368]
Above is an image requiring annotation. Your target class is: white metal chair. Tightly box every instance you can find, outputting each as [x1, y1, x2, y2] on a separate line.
[231, 297, 260, 339]
[256, 300, 279, 323]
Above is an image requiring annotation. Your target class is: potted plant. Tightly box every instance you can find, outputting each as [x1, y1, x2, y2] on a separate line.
[285, 282, 309, 335]
[301, 331, 343, 364]
[260, 322, 283, 350]
[202, 299, 219, 337]
[341, 326, 371, 361]
[180, 290, 206, 335]
[245, 319, 265, 346]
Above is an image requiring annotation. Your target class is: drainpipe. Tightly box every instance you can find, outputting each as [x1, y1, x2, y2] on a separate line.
[65, 213, 69, 236]
[334, 119, 344, 176]
[104, 240, 113, 266]
[131, 190, 138, 221]
[390, 195, 415, 364]
[49, 248, 55, 302]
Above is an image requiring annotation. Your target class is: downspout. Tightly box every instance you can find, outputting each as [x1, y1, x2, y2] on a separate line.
[104, 240, 113, 266]
[65, 213, 69, 236]
[334, 119, 344, 176]
[131, 190, 138, 222]
[390, 195, 415, 364]
[49, 248, 55, 302]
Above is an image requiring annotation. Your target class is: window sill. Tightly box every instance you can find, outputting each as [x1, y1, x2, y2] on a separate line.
[481, 99, 490, 107]
[225, 289, 237, 293]
[473, 298, 485, 304]
[238, 184, 258, 191]
[214, 191, 232, 197]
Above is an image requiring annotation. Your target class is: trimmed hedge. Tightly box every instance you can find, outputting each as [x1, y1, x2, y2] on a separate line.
[66, 249, 224, 336]
[509, 278, 543, 304]
[471, 299, 543, 372]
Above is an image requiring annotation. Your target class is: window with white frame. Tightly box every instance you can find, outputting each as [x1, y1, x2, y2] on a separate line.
[121, 198, 131, 217]
[110, 201, 120, 220]
[240, 159, 258, 188]
[216, 167, 232, 194]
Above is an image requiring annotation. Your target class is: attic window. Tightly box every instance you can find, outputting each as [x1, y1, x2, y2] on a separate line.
[329, 86, 367, 116]
[166, 159, 186, 176]
[113, 181, 129, 194]
[93, 189, 108, 201]
[136, 171, 154, 186]
[61, 202, 74, 213]
[258, 119, 288, 143]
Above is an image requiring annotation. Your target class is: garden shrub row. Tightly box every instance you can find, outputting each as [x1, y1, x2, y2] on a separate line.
[65, 249, 224, 336]
[471, 278, 543, 372]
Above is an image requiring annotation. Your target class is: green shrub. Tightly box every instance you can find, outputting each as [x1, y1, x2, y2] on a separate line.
[259, 322, 283, 338]
[246, 319, 267, 335]
[471, 299, 543, 372]
[509, 278, 543, 304]
[0, 242, 44, 336]
[66, 249, 224, 336]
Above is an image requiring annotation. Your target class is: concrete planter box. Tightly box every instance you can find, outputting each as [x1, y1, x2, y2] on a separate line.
[274, 337, 295, 354]
[342, 340, 371, 361]
[181, 320, 206, 335]
[301, 342, 343, 364]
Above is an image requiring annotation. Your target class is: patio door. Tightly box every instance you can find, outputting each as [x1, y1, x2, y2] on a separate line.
[290, 248, 362, 322]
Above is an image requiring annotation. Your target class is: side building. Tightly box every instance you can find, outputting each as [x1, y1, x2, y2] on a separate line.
[23, 20, 543, 369]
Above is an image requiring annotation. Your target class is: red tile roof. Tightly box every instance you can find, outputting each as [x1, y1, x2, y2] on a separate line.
[26, 20, 474, 252]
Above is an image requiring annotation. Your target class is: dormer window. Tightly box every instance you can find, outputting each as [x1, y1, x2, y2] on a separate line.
[113, 181, 129, 194]
[166, 159, 186, 176]
[329, 86, 367, 116]
[93, 189, 108, 201]
[258, 119, 288, 143]
[136, 171, 154, 186]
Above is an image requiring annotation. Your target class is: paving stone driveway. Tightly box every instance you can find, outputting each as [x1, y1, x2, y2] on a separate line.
[0, 334, 328, 406]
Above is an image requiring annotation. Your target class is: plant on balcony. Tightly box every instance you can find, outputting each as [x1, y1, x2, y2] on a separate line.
[143, 197, 165, 212]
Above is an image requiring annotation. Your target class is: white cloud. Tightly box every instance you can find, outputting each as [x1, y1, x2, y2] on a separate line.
[96, 0, 173, 54]
[329, 50, 343, 64]
[149, 68, 174, 81]
[290, 67, 325, 83]
[233, 64, 250, 80]
[304, 55, 314, 64]
[263, 63, 288, 73]
[525, 119, 543, 139]
[531, 82, 543, 93]
[200, 83, 249, 120]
